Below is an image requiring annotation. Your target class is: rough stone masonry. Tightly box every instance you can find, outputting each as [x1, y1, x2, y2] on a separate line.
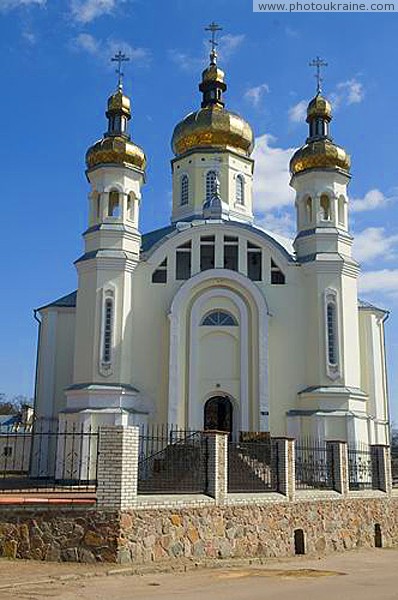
[0, 496, 397, 563]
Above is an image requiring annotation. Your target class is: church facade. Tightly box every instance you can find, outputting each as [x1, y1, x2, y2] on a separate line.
[33, 46, 390, 446]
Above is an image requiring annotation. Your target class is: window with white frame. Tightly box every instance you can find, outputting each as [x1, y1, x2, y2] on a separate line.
[205, 170, 217, 202]
[324, 289, 340, 379]
[152, 258, 167, 283]
[235, 174, 245, 205]
[100, 289, 115, 374]
[181, 174, 189, 206]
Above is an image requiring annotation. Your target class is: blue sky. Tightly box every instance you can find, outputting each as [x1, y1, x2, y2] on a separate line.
[0, 0, 397, 420]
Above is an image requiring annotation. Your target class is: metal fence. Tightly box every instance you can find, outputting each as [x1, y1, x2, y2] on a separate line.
[348, 444, 378, 490]
[228, 432, 279, 493]
[295, 440, 334, 490]
[391, 444, 398, 488]
[0, 421, 98, 493]
[138, 424, 208, 494]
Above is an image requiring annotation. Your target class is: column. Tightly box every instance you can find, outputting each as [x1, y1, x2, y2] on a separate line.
[206, 432, 228, 505]
[326, 440, 349, 495]
[96, 425, 139, 510]
[274, 438, 295, 500]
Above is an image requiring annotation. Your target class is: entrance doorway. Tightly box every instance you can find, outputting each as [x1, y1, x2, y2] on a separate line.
[204, 396, 233, 434]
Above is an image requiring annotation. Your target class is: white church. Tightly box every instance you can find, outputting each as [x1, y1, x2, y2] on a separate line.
[33, 39, 390, 446]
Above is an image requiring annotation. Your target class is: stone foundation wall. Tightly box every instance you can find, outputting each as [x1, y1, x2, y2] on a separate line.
[0, 509, 119, 563]
[1, 496, 398, 564]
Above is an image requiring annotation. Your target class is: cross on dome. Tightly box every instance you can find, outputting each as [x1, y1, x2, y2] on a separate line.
[205, 21, 223, 65]
[111, 51, 130, 91]
[309, 56, 328, 94]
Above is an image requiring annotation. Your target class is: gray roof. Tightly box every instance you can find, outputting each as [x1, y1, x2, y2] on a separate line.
[37, 291, 77, 311]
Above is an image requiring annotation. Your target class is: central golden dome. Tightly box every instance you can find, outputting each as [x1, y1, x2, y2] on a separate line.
[171, 58, 254, 157]
[290, 92, 350, 176]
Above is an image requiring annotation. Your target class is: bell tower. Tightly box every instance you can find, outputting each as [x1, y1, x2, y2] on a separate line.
[65, 53, 147, 422]
[289, 59, 368, 444]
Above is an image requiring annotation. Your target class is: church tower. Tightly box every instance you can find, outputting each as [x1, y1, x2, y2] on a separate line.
[65, 54, 147, 421]
[170, 23, 254, 224]
[289, 62, 367, 443]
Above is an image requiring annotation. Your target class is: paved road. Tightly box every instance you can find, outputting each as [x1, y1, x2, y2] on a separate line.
[1, 547, 397, 600]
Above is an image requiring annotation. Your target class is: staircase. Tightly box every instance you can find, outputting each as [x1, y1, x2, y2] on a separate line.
[227, 442, 277, 493]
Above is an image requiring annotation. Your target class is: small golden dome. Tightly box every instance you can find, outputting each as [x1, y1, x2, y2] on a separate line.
[202, 64, 225, 83]
[290, 138, 350, 175]
[306, 93, 332, 121]
[86, 136, 146, 171]
[107, 90, 131, 116]
[172, 106, 254, 157]
[86, 88, 146, 172]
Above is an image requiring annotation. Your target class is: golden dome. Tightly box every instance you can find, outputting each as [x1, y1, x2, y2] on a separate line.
[290, 139, 350, 175]
[172, 106, 254, 157]
[306, 93, 332, 121]
[86, 136, 146, 171]
[86, 88, 146, 172]
[202, 64, 225, 83]
[290, 92, 350, 176]
[107, 90, 131, 116]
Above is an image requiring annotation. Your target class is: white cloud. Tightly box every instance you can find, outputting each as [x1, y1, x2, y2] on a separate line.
[70, 0, 120, 22]
[351, 189, 389, 212]
[72, 33, 150, 66]
[255, 210, 295, 239]
[359, 269, 398, 300]
[244, 83, 269, 108]
[218, 33, 245, 61]
[0, 0, 44, 9]
[252, 134, 296, 211]
[22, 30, 37, 44]
[353, 227, 398, 263]
[336, 78, 364, 105]
[168, 50, 203, 73]
[288, 100, 307, 123]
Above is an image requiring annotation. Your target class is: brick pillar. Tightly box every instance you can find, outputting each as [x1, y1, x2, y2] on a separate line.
[326, 440, 349, 495]
[371, 445, 392, 494]
[96, 425, 139, 510]
[206, 432, 228, 505]
[274, 438, 295, 500]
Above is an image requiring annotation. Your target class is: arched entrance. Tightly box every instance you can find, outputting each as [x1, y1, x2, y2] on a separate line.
[204, 397, 233, 434]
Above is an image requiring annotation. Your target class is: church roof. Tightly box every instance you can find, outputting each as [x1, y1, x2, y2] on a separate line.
[358, 298, 389, 315]
[37, 291, 77, 312]
[141, 220, 296, 261]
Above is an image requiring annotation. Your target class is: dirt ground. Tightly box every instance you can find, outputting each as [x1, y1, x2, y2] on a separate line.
[0, 547, 397, 600]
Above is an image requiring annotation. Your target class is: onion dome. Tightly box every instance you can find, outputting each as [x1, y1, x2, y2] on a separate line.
[86, 89, 146, 171]
[290, 92, 350, 176]
[171, 51, 254, 157]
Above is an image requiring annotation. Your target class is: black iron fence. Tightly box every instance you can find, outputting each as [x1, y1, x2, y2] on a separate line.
[0, 421, 98, 493]
[295, 440, 334, 490]
[348, 444, 379, 490]
[138, 424, 208, 494]
[391, 444, 398, 488]
[228, 432, 279, 493]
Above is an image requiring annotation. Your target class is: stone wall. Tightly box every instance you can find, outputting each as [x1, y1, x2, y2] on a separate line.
[1, 495, 398, 563]
[0, 509, 119, 562]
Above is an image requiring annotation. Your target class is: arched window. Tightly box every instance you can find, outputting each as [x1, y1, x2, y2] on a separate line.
[236, 174, 244, 205]
[201, 310, 238, 326]
[102, 298, 114, 363]
[181, 175, 189, 206]
[96, 194, 101, 220]
[306, 197, 313, 224]
[326, 301, 338, 366]
[127, 193, 135, 221]
[320, 194, 331, 221]
[108, 190, 120, 217]
[338, 196, 345, 227]
[206, 170, 217, 202]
